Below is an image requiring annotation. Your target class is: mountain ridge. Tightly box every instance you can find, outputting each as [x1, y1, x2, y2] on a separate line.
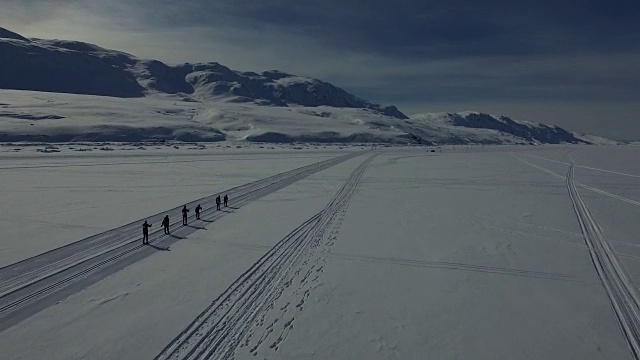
[0, 28, 614, 145]
[0, 27, 406, 119]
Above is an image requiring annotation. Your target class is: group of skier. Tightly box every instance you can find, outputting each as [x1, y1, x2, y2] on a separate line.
[141, 194, 229, 245]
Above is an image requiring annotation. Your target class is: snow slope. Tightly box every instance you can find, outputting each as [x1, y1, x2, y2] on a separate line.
[0, 28, 30, 42]
[0, 34, 144, 98]
[1, 146, 640, 359]
[0, 89, 612, 145]
[408, 111, 593, 145]
[573, 132, 621, 145]
[0, 27, 613, 145]
[0, 90, 412, 143]
[0, 27, 404, 118]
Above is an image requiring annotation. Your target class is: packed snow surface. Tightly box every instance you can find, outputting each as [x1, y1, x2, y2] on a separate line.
[1, 144, 639, 359]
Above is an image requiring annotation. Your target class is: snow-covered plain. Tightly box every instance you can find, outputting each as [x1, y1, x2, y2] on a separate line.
[1, 145, 640, 359]
[0, 145, 354, 265]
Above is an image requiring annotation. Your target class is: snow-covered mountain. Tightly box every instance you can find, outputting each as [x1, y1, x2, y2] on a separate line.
[0, 28, 614, 145]
[404, 112, 593, 145]
[0, 28, 30, 42]
[0, 89, 614, 144]
[0, 27, 405, 119]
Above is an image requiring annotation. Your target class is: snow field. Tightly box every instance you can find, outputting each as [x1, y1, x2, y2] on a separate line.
[0, 153, 368, 359]
[0, 146, 639, 359]
[0, 150, 342, 266]
[275, 150, 632, 359]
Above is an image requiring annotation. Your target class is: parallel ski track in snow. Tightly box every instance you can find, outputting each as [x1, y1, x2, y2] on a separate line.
[565, 162, 640, 359]
[0, 151, 362, 328]
[515, 153, 640, 358]
[512, 154, 640, 207]
[520, 153, 640, 178]
[330, 253, 587, 282]
[155, 154, 376, 360]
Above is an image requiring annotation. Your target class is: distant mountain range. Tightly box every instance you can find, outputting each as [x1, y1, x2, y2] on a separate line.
[0, 28, 617, 145]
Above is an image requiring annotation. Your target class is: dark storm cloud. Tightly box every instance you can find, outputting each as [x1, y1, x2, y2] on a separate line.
[14, 0, 637, 57]
[164, 0, 640, 57]
[4, 0, 640, 59]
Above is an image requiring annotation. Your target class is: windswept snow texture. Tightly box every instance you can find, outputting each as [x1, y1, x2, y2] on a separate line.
[1, 145, 640, 359]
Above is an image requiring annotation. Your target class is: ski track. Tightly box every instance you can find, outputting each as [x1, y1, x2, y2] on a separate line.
[154, 154, 376, 360]
[512, 154, 640, 207]
[515, 153, 640, 359]
[565, 161, 640, 359]
[0, 151, 346, 170]
[329, 253, 587, 282]
[471, 221, 588, 250]
[0, 151, 362, 330]
[519, 153, 640, 178]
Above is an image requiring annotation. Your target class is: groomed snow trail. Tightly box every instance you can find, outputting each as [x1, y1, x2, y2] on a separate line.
[155, 154, 376, 360]
[0, 152, 361, 330]
[566, 162, 640, 359]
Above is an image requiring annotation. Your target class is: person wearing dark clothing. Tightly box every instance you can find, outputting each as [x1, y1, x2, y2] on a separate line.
[195, 204, 202, 220]
[162, 215, 170, 234]
[216, 195, 221, 211]
[223, 194, 228, 207]
[182, 205, 190, 225]
[142, 220, 152, 245]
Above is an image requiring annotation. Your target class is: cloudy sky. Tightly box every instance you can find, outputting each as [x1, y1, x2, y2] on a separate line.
[2, 0, 639, 140]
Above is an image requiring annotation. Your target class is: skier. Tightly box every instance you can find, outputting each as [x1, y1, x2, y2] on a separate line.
[223, 194, 228, 207]
[195, 204, 202, 220]
[161, 215, 170, 234]
[216, 195, 221, 211]
[182, 205, 190, 225]
[142, 220, 152, 245]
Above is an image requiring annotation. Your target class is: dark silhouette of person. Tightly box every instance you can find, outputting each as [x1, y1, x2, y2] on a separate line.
[182, 205, 190, 225]
[142, 220, 152, 245]
[223, 194, 228, 207]
[162, 215, 170, 234]
[195, 204, 202, 219]
[216, 195, 221, 210]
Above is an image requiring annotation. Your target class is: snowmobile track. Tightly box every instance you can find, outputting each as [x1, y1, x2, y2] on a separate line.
[155, 154, 376, 360]
[0, 151, 363, 331]
[566, 162, 640, 359]
[520, 153, 640, 178]
[515, 153, 640, 359]
[513, 154, 640, 207]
